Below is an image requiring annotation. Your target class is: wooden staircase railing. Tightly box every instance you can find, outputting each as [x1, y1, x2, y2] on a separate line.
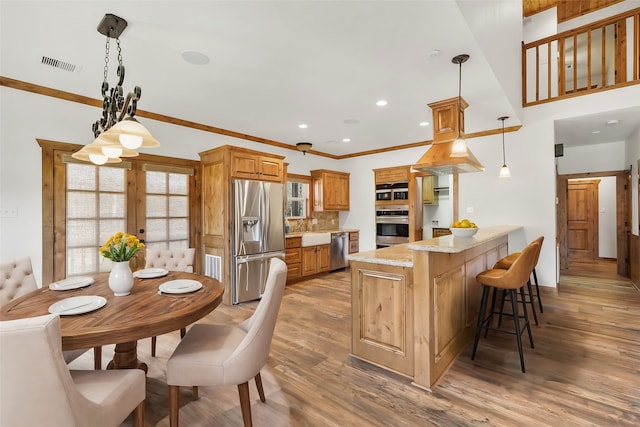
[522, 7, 640, 106]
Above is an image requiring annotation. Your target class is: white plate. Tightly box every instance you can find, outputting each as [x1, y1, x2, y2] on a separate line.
[133, 268, 169, 279]
[159, 279, 202, 294]
[48, 295, 107, 315]
[49, 276, 95, 291]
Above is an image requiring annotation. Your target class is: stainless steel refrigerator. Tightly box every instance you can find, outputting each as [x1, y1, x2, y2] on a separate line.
[231, 179, 285, 304]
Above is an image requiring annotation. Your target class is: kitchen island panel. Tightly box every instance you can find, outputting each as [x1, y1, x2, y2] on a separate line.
[351, 261, 414, 377]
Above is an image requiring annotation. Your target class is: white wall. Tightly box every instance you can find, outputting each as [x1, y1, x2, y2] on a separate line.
[2, 79, 640, 288]
[558, 141, 626, 174]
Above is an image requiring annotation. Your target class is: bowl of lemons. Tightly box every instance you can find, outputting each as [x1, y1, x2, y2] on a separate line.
[449, 219, 479, 238]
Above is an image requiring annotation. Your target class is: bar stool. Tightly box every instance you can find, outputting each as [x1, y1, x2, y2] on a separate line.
[471, 239, 540, 373]
[494, 236, 544, 315]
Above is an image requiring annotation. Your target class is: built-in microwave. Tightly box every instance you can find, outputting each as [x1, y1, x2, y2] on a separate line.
[376, 183, 409, 201]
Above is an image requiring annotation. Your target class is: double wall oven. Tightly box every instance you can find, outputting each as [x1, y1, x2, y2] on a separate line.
[375, 205, 409, 248]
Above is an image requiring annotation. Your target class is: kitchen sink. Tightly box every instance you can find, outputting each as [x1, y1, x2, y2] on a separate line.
[301, 232, 331, 247]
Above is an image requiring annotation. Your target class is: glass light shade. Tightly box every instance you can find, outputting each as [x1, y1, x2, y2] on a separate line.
[499, 165, 511, 178]
[89, 153, 109, 165]
[93, 134, 139, 158]
[101, 146, 123, 158]
[103, 118, 160, 149]
[450, 137, 468, 157]
[71, 143, 122, 165]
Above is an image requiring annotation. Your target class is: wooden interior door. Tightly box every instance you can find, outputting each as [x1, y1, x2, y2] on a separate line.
[567, 180, 599, 260]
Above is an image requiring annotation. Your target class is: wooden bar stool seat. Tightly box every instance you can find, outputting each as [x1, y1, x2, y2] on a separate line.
[493, 236, 544, 318]
[472, 239, 541, 373]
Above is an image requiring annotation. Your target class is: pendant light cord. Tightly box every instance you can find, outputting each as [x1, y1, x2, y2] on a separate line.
[501, 119, 506, 165]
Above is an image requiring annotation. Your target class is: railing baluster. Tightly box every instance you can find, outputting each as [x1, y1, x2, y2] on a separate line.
[522, 7, 640, 106]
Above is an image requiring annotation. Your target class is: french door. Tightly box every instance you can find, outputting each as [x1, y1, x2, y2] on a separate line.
[41, 140, 200, 284]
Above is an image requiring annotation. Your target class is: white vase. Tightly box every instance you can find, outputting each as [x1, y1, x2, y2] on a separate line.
[109, 261, 134, 296]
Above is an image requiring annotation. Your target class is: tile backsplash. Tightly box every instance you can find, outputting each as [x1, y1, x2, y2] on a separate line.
[286, 211, 339, 232]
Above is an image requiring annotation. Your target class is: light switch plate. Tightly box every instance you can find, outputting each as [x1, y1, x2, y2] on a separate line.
[0, 208, 18, 218]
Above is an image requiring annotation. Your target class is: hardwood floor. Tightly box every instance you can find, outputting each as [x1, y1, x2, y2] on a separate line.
[70, 265, 640, 426]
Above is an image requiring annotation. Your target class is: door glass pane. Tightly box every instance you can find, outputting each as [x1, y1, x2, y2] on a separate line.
[144, 170, 190, 249]
[66, 164, 126, 276]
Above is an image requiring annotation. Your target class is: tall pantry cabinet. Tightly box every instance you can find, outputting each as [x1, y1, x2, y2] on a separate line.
[200, 145, 285, 305]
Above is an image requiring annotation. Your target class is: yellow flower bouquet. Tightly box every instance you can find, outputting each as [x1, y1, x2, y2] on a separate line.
[100, 232, 145, 262]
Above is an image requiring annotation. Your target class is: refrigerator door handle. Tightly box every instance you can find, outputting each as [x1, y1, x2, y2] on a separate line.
[235, 252, 285, 263]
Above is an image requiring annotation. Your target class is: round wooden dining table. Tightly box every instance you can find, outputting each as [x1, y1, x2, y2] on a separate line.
[0, 271, 224, 372]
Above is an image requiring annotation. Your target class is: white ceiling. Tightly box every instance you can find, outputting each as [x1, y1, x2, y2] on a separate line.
[1, 1, 636, 157]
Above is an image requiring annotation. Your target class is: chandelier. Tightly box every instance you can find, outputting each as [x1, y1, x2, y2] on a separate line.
[72, 13, 159, 165]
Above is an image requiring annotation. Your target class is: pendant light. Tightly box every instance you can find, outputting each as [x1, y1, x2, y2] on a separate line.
[72, 14, 159, 165]
[296, 142, 312, 155]
[450, 54, 470, 158]
[498, 116, 511, 178]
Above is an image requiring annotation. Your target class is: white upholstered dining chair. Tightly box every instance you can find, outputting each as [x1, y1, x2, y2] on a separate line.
[166, 257, 288, 427]
[144, 247, 196, 356]
[0, 313, 146, 427]
[0, 257, 98, 367]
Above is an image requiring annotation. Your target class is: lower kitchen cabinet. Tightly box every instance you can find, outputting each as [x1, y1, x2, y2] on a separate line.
[302, 244, 330, 276]
[285, 237, 302, 282]
[348, 231, 359, 253]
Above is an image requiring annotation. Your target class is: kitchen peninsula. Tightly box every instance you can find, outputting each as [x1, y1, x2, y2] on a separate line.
[348, 225, 521, 390]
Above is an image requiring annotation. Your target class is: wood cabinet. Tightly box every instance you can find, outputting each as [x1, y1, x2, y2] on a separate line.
[230, 149, 284, 182]
[432, 228, 452, 238]
[351, 261, 414, 376]
[422, 175, 437, 205]
[349, 231, 359, 253]
[285, 237, 302, 282]
[374, 167, 409, 184]
[302, 244, 330, 276]
[311, 169, 350, 211]
[200, 145, 285, 305]
[373, 166, 423, 242]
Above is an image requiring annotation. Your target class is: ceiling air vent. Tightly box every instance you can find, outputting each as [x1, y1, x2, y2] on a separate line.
[41, 56, 77, 72]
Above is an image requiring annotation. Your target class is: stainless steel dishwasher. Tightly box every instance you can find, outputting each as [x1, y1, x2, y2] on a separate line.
[330, 232, 349, 271]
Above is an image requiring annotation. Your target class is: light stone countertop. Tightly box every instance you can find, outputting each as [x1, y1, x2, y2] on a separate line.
[408, 225, 522, 253]
[347, 243, 413, 267]
[286, 228, 359, 238]
[348, 225, 522, 268]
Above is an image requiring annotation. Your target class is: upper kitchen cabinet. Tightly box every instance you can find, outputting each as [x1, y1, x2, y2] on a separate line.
[229, 147, 284, 182]
[311, 169, 350, 211]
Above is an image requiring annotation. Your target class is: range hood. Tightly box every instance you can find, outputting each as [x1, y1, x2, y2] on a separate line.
[412, 97, 485, 175]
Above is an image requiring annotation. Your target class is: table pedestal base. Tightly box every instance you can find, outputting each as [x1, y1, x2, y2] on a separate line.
[106, 341, 148, 373]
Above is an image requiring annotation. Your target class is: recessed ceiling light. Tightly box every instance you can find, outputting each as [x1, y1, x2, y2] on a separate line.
[342, 138, 351, 143]
[344, 118, 359, 124]
[376, 100, 387, 107]
[591, 130, 601, 134]
[181, 51, 210, 65]
[419, 122, 430, 127]
[428, 49, 441, 58]
[298, 124, 308, 129]
[607, 119, 619, 125]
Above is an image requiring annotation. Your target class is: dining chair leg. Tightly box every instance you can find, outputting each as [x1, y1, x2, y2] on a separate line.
[484, 287, 498, 338]
[151, 336, 157, 357]
[192, 386, 198, 400]
[254, 372, 266, 403]
[133, 401, 145, 427]
[169, 385, 180, 427]
[237, 382, 253, 427]
[93, 346, 102, 370]
[180, 327, 186, 338]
